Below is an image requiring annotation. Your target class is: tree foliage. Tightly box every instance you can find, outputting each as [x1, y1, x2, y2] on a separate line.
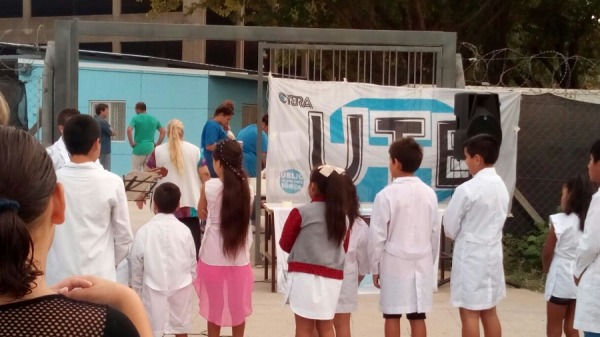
[143, 0, 600, 88]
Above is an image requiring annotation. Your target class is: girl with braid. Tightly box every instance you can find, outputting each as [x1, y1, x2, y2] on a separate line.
[194, 139, 253, 337]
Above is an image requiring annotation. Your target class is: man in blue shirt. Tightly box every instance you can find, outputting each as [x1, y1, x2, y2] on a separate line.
[237, 114, 268, 177]
[201, 100, 235, 177]
[94, 103, 116, 171]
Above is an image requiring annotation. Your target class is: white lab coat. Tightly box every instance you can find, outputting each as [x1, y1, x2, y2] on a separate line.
[46, 162, 133, 285]
[544, 213, 581, 301]
[443, 167, 509, 310]
[47, 137, 102, 171]
[130, 213, 197, 294]
[46, 137, 70, 171]
[336, 217, 370, 313]
[574, 189, 600, 333]
[369, 176, 440, 314]
[153, 142, 201, 209]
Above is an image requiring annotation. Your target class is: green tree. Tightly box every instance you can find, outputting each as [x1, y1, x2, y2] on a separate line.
[143, 0, 600, 88]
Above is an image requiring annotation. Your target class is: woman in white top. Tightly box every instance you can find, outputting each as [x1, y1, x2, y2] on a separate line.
[334, 175, 370, 337]
[146, 119, 202, 257]
[542, 174, 593, 337]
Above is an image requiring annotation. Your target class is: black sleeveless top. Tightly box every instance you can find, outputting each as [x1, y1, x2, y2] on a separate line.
[0, 294, 139, 337]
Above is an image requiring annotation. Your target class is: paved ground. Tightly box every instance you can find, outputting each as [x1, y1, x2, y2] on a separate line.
[128, 202, 546, 337]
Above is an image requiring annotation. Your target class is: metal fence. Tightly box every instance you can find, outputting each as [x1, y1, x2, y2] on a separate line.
[506, 93, 600, 236]
[263, 43, 442, 87]
[0, 68, 40, 135]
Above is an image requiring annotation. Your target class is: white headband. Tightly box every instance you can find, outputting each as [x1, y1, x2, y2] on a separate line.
[318, 165, 345, 177]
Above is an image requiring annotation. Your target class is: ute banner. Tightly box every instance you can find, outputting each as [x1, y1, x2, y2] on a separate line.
[266, 77, 521, 203]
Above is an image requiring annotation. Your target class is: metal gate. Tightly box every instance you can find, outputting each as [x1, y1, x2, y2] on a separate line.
[53, 20, 457, 264]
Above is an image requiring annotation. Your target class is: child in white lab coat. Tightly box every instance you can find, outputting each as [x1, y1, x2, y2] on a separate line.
[573, 139, 600, 337]
[45, 114, 133, 285]
[443, 134, 509, 337]
[368, 137, 440, 337]
[542, 174, 593, 337]
[130, 182, 197, 337]
[333, 175, 370, 337]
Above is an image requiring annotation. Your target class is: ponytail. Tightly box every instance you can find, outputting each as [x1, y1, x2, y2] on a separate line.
[0, 210, 42, 298]
[343, 174, 360, 227]
[214, 140, 251, 259]
[310, 166, 348, 246]
[167, 119, 185, 174]
[564, 174, 594, 231]
[0, 126, 56, 299]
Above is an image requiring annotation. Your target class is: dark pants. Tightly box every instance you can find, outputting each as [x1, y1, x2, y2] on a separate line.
[178, 217, 202, 260]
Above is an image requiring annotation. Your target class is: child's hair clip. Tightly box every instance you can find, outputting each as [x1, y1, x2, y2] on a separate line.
[318, 165, 345, 177]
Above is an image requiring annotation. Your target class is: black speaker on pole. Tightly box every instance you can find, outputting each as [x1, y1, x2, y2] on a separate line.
[453, 93, 502, 160]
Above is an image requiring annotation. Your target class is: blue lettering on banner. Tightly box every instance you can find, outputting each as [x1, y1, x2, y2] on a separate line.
[279, 169, 305, 194]
[330, 98, 454, 146]
[306, 98, 463, 202]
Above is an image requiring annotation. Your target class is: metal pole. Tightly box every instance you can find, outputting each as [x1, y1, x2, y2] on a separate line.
[254, 42, 265, 266]
[42, 41, 55, 146]
[54, 19, 79, 141]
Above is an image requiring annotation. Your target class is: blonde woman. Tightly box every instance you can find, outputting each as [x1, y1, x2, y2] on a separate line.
[0, 91, 9, 125]
[145, 119, 202, 257]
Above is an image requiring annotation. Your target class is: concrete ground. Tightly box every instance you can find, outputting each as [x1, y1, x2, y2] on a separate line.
[128, 202, 546, 337]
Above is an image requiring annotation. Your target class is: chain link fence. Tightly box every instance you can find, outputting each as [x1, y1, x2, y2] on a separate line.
[506, 93, 600, 236]
[0, 59, 43, 137]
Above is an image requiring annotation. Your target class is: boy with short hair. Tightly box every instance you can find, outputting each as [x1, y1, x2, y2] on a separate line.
[368, 137, 440, 337]
[443, 134, 509, 337]
[46, 108, 80, 170]
[130, 182, 197, 337]
[46, 114, 133, 285]
[573, 139, 600, 336]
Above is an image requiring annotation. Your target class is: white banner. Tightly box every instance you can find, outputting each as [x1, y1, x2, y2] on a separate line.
[266, 77, 521, 203]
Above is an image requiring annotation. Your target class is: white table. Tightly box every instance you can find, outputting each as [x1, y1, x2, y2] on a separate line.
[262, 202, 448, 294]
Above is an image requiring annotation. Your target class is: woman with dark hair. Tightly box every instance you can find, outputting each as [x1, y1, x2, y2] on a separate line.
[0, 126, 151, 337]
[200, 100, 235, 178]
[195, 139, 253, 337]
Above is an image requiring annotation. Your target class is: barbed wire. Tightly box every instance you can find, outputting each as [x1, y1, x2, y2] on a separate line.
[459, 42, 600, 89]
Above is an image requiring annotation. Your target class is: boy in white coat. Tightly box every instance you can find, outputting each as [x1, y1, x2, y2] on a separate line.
[131, 182, 197, 337]
[573, 139, 600, 337]
[443, 134, 509, 337]
[368, 137, 440, 337]
[46, 114, 133, 285]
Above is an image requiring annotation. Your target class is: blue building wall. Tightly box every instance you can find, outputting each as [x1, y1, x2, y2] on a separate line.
[78, 66, 210, 176]
[207, 76, 259, 134]
[19, 61, 264, 177]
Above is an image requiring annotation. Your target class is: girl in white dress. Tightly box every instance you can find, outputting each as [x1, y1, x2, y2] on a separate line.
[542, 174, 593, 337]
[333, 175, 369, 337]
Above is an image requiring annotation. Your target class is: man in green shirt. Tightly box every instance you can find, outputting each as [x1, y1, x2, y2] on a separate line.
[127, 102, 165, 171]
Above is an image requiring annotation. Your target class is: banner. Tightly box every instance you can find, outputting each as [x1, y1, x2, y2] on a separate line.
[266, 77, 521, 203]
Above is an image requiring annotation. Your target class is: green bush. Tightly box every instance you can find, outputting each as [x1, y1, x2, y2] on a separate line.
[503, 221, 548, 291]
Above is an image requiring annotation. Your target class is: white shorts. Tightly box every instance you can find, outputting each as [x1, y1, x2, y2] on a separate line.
[142, 284, 194, 337]
[284, 272, 342, 320]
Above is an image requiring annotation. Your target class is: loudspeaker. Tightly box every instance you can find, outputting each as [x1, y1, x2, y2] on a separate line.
[453, 93, 502, 160]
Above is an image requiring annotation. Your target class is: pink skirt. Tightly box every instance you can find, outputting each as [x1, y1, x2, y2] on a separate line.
[194, 259, 253, 326]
